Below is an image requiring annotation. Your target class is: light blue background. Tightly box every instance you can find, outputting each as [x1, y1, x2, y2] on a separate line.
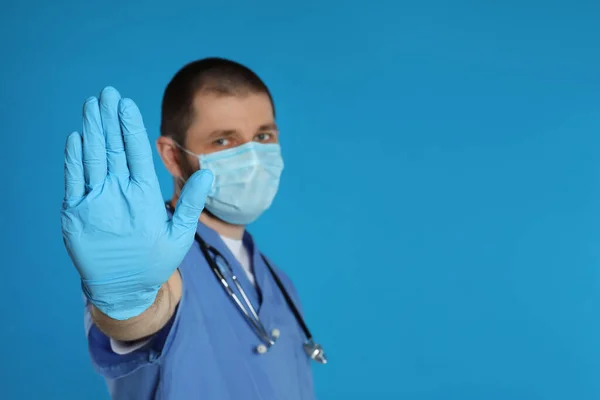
[1, 1, 600, 399]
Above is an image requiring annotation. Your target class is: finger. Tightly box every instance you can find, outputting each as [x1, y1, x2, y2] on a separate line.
[99, 87, 129, 177]
[63, 131, 85, 204]
[82, 97, 107, 188]
[171, 169, 214, 234]
[118, 98, 155, 183]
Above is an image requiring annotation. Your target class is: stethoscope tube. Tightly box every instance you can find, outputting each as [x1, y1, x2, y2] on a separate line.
[196, 235, 275, 347]
[165, 202, 326, 364]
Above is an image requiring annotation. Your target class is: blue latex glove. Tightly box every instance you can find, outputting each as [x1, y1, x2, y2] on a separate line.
[61, 87, 213, 320]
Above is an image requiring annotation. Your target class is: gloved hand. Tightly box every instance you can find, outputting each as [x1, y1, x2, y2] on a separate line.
[61, 86, 213, 320]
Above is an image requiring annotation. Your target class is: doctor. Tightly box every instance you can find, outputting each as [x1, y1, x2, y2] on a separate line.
[61, 57, 323, 400]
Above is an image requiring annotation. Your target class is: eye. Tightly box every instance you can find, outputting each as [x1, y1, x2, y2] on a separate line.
[255, 132, 274, 142]
[213, 138, 230, 147]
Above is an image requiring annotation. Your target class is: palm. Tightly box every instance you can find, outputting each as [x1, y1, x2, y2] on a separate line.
[61, 87, 212, 319]
[63, 174, 169, 282]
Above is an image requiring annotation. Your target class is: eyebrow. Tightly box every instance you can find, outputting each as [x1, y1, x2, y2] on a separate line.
[206, 129, 236, 140]
[206, 123, 278, 139]
[258, 123, 278, 132]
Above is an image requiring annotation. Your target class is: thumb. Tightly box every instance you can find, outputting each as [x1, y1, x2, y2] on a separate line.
[171, 169, 214, 234]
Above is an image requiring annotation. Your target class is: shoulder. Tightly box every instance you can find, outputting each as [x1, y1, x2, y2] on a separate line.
[262, 255, 304, 312]
[262, 255, 294, 287]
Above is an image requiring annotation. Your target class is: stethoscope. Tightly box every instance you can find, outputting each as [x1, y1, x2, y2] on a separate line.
[165, 203, 327, 364]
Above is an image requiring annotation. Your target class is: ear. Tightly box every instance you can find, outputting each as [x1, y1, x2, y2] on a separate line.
[156, 136, 185, 178]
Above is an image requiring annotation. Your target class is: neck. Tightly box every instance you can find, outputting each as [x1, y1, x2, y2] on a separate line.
[170, 195, 245, 240]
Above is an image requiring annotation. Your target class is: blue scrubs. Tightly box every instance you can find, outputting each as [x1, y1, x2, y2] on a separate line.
[84, 218, 316, 399]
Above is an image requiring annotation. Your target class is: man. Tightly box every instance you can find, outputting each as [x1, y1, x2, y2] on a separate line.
[61, 57, 321, 400]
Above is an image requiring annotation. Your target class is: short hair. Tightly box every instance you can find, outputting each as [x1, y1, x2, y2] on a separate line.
[160, 57, 275, 145]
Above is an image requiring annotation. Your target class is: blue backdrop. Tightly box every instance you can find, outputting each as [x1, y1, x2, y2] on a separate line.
[2, 0, 600, 399]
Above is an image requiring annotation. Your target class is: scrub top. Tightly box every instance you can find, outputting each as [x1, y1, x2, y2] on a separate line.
[83, 216, 316, 400]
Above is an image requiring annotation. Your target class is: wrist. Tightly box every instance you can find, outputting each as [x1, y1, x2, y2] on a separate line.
[82, 280, 162, 321]
[89, 283, 171, 342]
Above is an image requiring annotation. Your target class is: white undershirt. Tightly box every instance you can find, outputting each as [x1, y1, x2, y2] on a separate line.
[110, 235, 253, 355]
[219, 235, 254, 286]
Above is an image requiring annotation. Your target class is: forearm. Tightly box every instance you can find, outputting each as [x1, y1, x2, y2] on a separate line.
[90, 270, 182, 342]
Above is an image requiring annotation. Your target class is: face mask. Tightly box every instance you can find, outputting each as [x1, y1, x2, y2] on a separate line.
[177, 141, 284, 225]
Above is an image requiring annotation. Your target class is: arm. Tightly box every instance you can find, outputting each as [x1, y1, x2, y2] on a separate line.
[90, 269, 182, 342]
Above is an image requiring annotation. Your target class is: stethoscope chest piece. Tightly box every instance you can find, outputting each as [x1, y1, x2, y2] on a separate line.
[304, 340, 327, 364]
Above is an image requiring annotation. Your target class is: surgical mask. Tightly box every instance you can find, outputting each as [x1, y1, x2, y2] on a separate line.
[176, 141, 284, 225]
